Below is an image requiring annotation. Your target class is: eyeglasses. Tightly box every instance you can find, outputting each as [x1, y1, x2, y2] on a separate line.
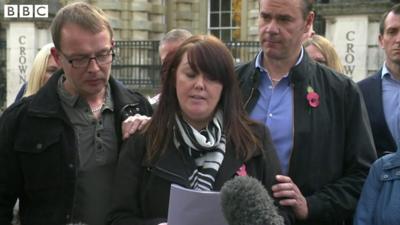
[60, 48, 115, 68]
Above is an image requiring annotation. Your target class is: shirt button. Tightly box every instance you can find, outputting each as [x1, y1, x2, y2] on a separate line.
[68, 164, 74, 169]
[383, 174, 389, 179]
[269, 85, 273, 89]
[36, 143, 43, 150]
[268, 113, 273, 117]
[66, 214, 71, 219]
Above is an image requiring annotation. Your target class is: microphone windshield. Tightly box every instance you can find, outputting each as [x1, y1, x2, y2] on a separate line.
[220, 176, 284, 225]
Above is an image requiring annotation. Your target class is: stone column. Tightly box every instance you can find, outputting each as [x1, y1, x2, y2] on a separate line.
[6, 22, 36, 106]
[5, 20, 52, 106]
[326, 15, 369, 81]
[314, 1, 392, 81]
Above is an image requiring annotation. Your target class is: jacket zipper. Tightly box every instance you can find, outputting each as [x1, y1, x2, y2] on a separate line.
[153, 166, 188, 185]
[244, 87, 255, 109]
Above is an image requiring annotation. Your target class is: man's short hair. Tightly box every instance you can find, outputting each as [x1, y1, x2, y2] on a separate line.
[379, 3, 400, 36]
[159, 29, 193, 47]
[51, 2, 114, 50]
[301, 0, 314, 19]
[258, 0, 313, 19]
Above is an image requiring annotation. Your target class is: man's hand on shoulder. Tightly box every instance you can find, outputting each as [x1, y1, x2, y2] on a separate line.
[122, 114, 151, 140]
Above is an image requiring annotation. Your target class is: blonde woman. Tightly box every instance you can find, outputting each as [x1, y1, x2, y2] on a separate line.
[14, 43, 59, 100]
[303, 34, 345, 73]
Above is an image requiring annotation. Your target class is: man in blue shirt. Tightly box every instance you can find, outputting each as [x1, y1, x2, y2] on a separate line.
[358, 3, 400, 158]
[236, 0, 377, 224]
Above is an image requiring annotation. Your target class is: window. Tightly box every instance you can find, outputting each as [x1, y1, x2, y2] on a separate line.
[208, 0, 241, 41]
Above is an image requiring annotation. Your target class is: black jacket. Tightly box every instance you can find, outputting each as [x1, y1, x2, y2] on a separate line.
[109, 123, 294, 225]
[235, 52, 377, 225]
[0, 71, 152, 225]
[358, 69, 397, 157]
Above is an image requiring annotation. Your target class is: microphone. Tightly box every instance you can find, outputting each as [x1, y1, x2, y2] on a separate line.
[220, 176, 284, 225]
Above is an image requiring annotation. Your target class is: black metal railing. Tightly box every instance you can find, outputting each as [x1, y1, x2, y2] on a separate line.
[112, 41, 161, 92]
[111, 40, 259, 93]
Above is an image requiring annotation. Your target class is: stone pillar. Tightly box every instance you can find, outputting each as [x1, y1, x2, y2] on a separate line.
[6, 22, 36, 106]
[314, 1, 392, 80]
[325, 15, 368, 81]
[5, 21, 52, 106]
[247, 0, 259, 41]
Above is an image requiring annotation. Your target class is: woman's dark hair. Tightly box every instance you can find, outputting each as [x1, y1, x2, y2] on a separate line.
[145, 35, 261, 161]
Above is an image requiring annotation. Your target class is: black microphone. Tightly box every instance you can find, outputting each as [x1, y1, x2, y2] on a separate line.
[220, 176, 284, 225]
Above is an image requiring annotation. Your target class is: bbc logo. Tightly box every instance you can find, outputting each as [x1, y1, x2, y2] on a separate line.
[4, 5, 48, 18]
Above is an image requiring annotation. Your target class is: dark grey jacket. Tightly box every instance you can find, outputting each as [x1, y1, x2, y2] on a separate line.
[235, 52, 377, 225]
[0, 70, 152, 225]
[109, 123, 294, 225]
[358, 70, 397, 157]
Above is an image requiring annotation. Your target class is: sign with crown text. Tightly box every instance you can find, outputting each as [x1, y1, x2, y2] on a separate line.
[329, 15, 368, 82]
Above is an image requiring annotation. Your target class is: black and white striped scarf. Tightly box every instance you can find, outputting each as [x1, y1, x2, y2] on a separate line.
[174, 110, 226, 191]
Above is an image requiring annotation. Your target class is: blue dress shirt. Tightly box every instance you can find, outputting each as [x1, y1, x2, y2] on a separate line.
[249, 50, 303, 174]
[381, 64, 400, 150]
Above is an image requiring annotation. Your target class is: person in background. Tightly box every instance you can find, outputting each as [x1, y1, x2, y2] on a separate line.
[303, 34, 345, 73]
[148, 28, 193, 106]
[358, 3, 400, 158]
[108, 35, 293, 225]
[353, 150, 400, 225]
[0, 2, 152, 225]
[235, 0, 377, 224]
[14, 43, 60, 101]
[159, 28, 192, 64]
[122, 29, 193, 139]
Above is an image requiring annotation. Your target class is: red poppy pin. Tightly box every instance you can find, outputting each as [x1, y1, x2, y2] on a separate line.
[306, 86, 320, 108]
[236, 164, 247, 176]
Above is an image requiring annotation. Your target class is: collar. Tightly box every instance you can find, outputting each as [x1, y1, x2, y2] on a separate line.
[254, 47, 306, 81]
[57, 76, 114, 112]
[28, 70, 129, 117]
[28, 70, 66, 116]
[255, 47, 304, 71]
[246, 48, 314, 92]
[382, 152, 400, 170]
[57, 75, 80, 108]
[381, 63, 391, 79]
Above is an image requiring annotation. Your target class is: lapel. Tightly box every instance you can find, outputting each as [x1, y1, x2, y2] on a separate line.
[213, 142, 243, 190]
[28, 70, 65, 118]
[368, 73, 388, 129]
[288, 53, 313, 177]
[151, 141, 244, 191]
[151, 143, 192, 188]
[365, 72, 397, 153]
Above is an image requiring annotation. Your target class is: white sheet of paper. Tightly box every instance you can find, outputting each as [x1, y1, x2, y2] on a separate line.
[167, 184, 229, 225]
